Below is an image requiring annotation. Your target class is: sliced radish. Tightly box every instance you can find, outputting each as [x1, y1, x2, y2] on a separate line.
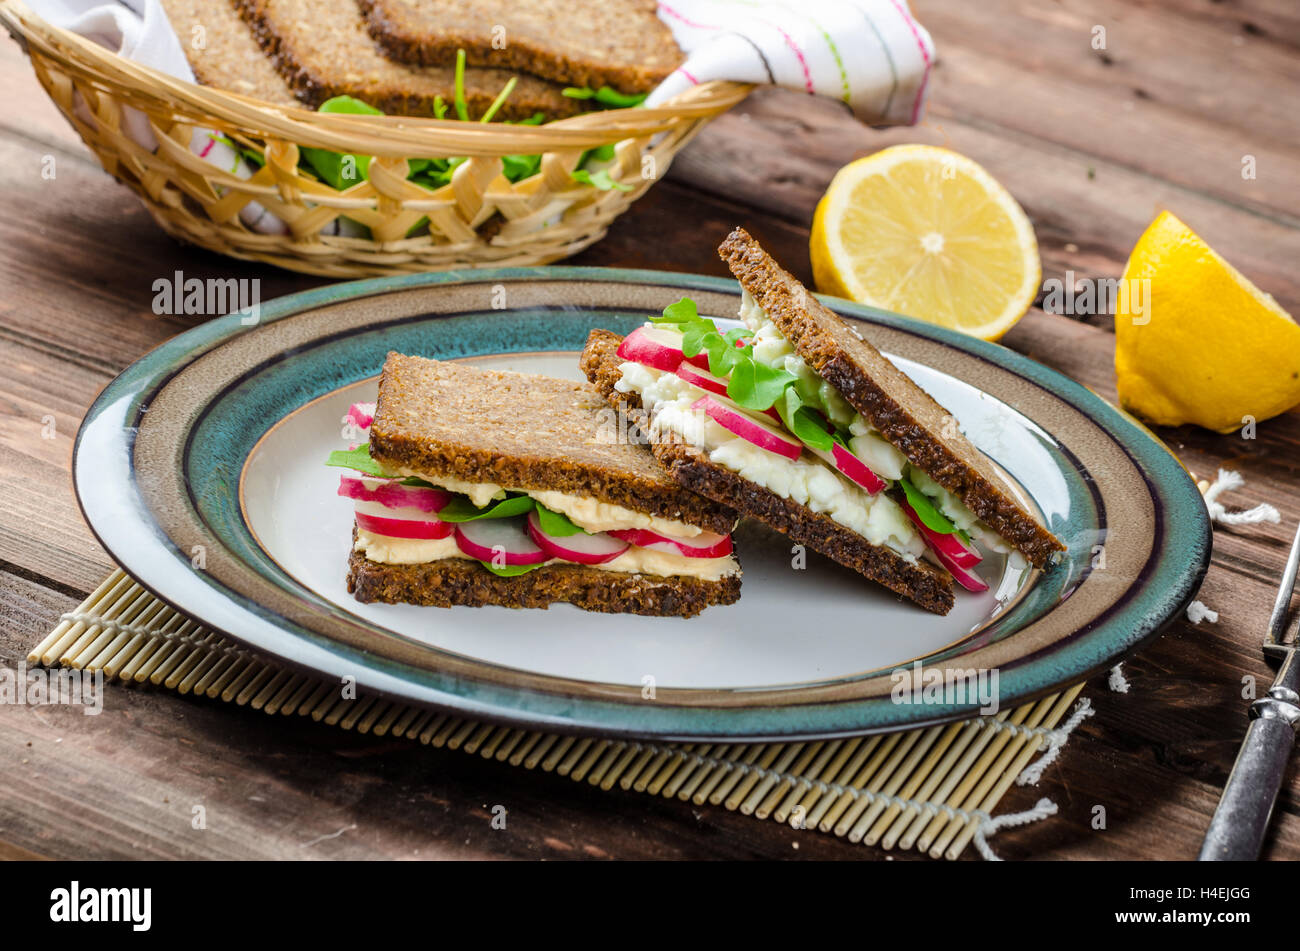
[691, 396, 802, 461]
[616, 326, 691, 372]
[347, 402, 376, 430]
[355, 511, 452, 540]
[808, 442, 887, 494]
[937, 551, 989, 592]
[339, 475, 451, 513]
[675, 363, 781, 422]
[525, 510, 629, 565]
[454, 517, 548, 566]
[899, 499, 983, 569]
[606, 527, 733, 558]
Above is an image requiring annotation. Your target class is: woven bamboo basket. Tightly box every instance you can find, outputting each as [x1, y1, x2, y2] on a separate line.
[0, 0, 751, 277]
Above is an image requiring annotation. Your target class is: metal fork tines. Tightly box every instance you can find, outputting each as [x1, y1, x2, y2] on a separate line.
[1264, 521, 1300, 660]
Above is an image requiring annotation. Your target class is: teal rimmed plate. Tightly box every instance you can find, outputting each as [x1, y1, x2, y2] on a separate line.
[73, 268, 1210, 741]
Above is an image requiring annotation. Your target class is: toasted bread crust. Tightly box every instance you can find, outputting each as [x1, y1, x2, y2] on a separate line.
[358, 0, 682, 94]
[368, 353, 737, 536]
[231, 0, 582, 119]
[718, 228, 1066, 568]
[347, 546, 740, 617]
[581, 330, 954, 615]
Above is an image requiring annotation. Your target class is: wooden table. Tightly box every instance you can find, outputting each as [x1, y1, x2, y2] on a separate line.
[1, 0, 1298, 861]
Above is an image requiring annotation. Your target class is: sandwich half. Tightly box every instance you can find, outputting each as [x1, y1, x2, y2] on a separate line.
[581, 230, 1065, 614]
[330, 353, 741, 618]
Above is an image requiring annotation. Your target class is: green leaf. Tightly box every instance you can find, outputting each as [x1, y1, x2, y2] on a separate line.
[655, 297, 700, 328]
[479, 560, 543, 577]
[480, 76, 517, 123]
[727, 360, 797, 411]
[325, 443, 391, 477]
[562, 86, 649, 109]
[318, 95, 384, 116]
[570, 168, 632, 191]
[899, 478, 959, 534]
[534, 504, 586, 537]
[502, 153, 542, 182]
[436, 494, 536, 523]
[774, 390, 834, 452]
[453, 49, 469, 121]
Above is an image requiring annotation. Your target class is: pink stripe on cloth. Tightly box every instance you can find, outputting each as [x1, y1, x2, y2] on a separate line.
[888, 0, 931, 123]
[659, 1, 814, 95]
[198, 135, 217, 159]
[677, 66, 701, 85]
[659, 2, 723, 31]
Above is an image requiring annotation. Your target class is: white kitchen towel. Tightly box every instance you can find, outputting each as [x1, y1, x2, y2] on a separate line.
[649, 0, 935, 125]
[27, 0, 289, 234]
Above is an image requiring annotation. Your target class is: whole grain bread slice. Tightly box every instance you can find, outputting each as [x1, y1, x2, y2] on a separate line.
[232, 0, 583, 119]
[718, 228, 1066, 569]
[348, 542, 739, 617]
[581, 331, 954, 615]
[358, 0, 682, 94]
[368, 353, 737, 536]
[161, 0, 301, 107]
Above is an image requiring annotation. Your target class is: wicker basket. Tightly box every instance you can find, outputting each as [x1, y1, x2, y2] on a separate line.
[0, 0, 750, 277]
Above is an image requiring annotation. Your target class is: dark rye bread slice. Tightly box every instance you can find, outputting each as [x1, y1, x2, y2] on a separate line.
[348, 544, 739, 618]
[358, 0, 682, 94]
[231, 0, 583, 120]
[368, 353, 736, 536]
[718, 228, 1066, 569]
[161, 0, 300, 107]
[581, 331, 953, 615]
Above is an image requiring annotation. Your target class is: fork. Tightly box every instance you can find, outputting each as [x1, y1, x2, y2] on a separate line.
[1199, 521, 1300, 861]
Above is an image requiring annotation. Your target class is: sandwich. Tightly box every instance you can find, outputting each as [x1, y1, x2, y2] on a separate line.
[581, 228, 1066, 615]
[358, 0, 683, 96]
[329, 353, 741, 617]
[232, 0, 584, 120]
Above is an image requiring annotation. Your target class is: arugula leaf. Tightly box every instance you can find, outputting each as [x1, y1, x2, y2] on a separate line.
[479, 560, 543, 577]
[727, 359, 797, 411]
[774, 389, 834, 452]
[453, 48, 470, 121]
[655, 297, 699, 327]
[534, 504, 585, 537]
[899, 478, 959, 534]
[325, 443, 390, 477]
[480, 76, 518, 123]
[562, 86, 649, 108]
[570, 168, 632, 191]
[436, 494, 535, 522]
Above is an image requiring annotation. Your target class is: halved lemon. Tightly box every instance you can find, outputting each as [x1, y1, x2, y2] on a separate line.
[811, 145, 1041, 341]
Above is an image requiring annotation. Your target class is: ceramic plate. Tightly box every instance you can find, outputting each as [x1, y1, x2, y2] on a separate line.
[74, 269, 1210, 740]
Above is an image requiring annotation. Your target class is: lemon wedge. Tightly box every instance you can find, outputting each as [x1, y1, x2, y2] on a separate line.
[811, 145, 1041, 341]
[1114, 211, 1300, 433]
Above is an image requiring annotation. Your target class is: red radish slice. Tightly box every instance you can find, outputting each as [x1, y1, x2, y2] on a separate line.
[808, 443, 886, 494]
[691, 396, 802, 461]
[607, 527, 733, 558]
[899, 500, 983, 569]
[355, 512, 452, 540]
[525, 511, 628, 565]
[339, 476, 451, 513]
[937, 550, 989, 592]
[616, 326, 690, 372]
[454, 517, 548, 566]
[675, 362, 729, 397]
[347, 402, 376, 430]
[675, 364, 781, 422]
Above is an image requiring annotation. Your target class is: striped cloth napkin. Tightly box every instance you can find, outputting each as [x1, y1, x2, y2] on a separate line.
[649, 0, 936, 125]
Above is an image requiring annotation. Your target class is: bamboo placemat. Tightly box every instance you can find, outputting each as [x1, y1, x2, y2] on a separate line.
[30, 569, 1092, 860]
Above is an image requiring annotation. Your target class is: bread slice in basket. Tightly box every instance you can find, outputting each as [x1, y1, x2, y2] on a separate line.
[232, 0, 583, 120]
[161, 0, 300, 107]
[357, 0, 683, 94]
